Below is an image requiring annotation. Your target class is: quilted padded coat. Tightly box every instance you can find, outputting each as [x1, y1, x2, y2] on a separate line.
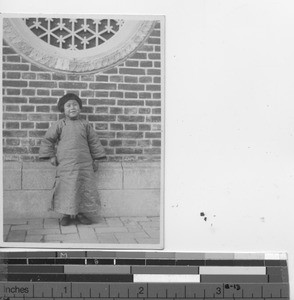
[39, 118, 106, 215]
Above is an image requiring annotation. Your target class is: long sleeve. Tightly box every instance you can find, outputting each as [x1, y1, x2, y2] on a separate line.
[39, 121, 61, 159]
[86, 123, 106, 160]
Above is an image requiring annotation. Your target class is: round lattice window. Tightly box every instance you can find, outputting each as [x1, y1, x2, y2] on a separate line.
[24, 18, 125, 50]
[3, 17, 156, 74]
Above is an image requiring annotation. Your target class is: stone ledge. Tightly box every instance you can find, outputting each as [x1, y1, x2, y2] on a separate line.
[3, 161, 161, 218]
[100, 189, 160, 217]
[22, 162, 56, 190]
[3, 189, 160, 218]
[3, 190, 57, 219]
[122, 162, 161, 189]
[96, 162, 123, 190]
[3, 162, 22, 190]
[4, 161, 161, 190]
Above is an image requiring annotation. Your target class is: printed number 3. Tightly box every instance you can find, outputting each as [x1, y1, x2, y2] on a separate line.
[216, 287, 222, 295]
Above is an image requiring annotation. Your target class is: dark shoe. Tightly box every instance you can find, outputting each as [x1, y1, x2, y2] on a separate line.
[76, 213, 92, 225]
[60, 215, 71, 226]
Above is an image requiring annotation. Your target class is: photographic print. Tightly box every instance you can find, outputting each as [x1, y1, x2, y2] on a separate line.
[1, 14, 164, 249]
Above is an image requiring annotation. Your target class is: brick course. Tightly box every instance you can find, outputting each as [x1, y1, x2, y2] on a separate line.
[2, 22, 162, 162]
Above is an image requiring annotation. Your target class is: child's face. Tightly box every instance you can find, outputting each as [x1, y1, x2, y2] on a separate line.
[64, 99, 81, 119]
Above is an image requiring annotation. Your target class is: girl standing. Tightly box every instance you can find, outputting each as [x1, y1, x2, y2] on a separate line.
[39, 93, 106, 226]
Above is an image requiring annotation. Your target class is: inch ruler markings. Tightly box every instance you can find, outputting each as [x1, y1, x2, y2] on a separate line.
[0, 251, 290, 299]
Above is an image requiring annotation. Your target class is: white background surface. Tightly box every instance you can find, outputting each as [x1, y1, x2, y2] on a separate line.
[1, 0, 294, 292]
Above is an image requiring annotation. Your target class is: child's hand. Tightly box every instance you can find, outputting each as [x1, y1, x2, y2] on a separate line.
[50, 156, 58, 166]
[93, 160, 99, 172]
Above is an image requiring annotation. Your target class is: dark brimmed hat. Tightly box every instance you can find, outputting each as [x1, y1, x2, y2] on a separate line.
[58, 93, 83, 112]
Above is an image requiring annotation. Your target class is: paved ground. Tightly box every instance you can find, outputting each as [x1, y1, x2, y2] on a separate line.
[3, 216, 160, 245]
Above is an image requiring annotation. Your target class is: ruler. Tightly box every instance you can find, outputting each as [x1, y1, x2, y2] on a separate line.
[0, 251, 290, 299]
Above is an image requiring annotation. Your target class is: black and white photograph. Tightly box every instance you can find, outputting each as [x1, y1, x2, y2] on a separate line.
[1, 14, 164, 248]
[2, 0, 294, 295]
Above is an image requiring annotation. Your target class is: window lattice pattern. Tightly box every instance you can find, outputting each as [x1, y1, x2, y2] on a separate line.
[24, 18, 125, 50]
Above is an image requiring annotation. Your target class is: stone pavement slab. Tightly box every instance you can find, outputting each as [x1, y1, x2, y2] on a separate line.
[10, 224, 44, 231]
[25, 235, 43, 242]
[28, 219, 44, 226]
[44, 218, 60, 228]
[4, 225, 11, 235]
[4, 219, 27, 225]
[27, 228, 61, 235]
[6, 230, 26, 242]
[136, 238, 159, 244]
[106, 217, 124, 227]
[3, 216, 160, 245]
[77, 227, 98, 242]
[94, 226, 129, 234]
[97, 233, 119, 244]
[61, 225, 78, 234]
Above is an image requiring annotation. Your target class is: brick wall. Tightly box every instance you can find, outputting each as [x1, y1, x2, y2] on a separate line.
[2, 22, 162, 162]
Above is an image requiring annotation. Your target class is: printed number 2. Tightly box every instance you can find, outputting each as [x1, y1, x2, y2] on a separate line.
[138, 287, 144, 295]
[216, 287, 222, 295]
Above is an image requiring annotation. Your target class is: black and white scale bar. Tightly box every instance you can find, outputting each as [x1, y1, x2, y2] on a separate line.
[0, 273, 279, 283]
[0, 282, 290, 299]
